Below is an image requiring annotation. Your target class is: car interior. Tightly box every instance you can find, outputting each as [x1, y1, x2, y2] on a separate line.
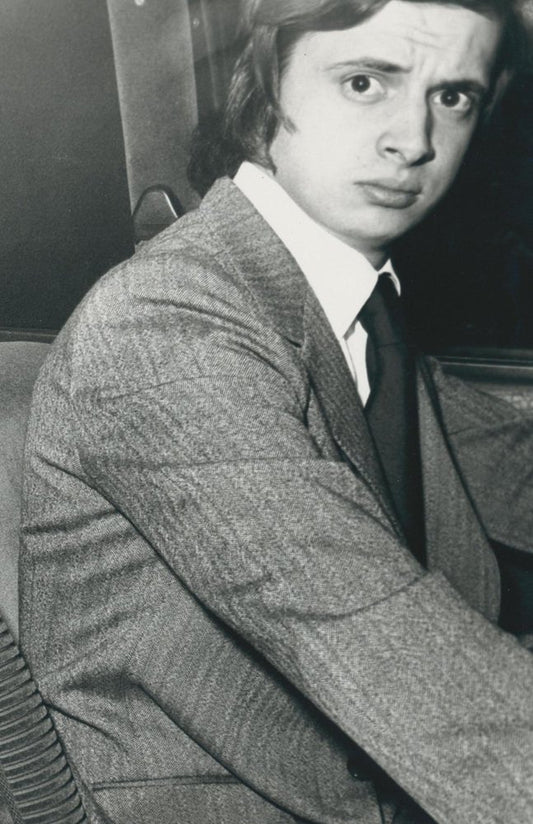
[0, 0, 532, 820]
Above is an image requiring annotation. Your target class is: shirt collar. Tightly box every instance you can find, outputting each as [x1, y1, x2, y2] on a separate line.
[233, 162, 400, 341]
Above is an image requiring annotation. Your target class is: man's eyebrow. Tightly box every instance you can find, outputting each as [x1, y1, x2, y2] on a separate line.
[327, 59, 489, 97]
[327, 58, 408, 74]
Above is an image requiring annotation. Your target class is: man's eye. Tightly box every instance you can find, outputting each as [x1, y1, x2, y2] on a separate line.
[433, 89, 474, 113]
[345, 74, 384, 98]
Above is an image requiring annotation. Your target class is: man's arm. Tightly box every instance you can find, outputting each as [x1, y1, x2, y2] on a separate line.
[70, 258, 533, 824]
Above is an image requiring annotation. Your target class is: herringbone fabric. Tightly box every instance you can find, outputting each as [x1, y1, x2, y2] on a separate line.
[18, 178, 533, 824]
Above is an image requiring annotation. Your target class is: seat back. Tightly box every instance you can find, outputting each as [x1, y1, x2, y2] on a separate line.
[0, 342, 50, 641]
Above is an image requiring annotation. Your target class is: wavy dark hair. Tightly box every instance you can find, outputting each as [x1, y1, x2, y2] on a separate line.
[188, 0, 529, 195]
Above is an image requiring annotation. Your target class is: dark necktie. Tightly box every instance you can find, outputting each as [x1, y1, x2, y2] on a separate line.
[359, 275, 426, 565]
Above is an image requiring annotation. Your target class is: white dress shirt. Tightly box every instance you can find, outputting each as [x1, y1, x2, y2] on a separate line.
[233, 161, 400, 405]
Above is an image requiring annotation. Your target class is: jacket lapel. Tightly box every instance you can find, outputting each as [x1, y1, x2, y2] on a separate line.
[201, 178, 402, 534]
[417, 357, 500, 621]
[302, 288, 403, 534]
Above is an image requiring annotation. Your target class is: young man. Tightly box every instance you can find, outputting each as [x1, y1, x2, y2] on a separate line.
[20, 1, 533, 823]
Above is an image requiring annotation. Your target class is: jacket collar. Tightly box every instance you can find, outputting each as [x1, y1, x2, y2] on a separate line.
[199, 177, 403, 534]
[199, 177, 306, 346]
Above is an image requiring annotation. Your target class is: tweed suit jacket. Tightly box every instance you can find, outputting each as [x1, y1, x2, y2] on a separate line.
[19, 178, 533, 824]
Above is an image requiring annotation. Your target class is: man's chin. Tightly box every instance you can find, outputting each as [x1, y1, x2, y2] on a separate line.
[341, 212, 429, 251]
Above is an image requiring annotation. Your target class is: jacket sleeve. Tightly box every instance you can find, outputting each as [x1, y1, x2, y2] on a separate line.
[70, 261, 533, 824]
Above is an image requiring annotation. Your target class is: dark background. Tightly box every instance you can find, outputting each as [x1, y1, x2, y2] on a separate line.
[396, 71, 533, 350]
[0, 0, 133, 331]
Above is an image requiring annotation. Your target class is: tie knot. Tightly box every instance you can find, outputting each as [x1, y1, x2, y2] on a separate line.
[359, 273, 407, 347]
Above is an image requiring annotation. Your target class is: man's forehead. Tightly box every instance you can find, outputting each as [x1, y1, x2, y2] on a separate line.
[293, 1, 503, 78]
[374, 2, 496, 48]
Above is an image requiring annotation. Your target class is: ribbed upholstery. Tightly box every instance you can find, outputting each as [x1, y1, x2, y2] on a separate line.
[0, 617, 86, 824]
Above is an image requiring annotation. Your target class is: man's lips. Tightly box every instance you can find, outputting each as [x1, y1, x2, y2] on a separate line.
[357, 179, 422, 209]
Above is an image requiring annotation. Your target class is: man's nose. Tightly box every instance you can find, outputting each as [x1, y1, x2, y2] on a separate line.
[377, 100, 435, 167]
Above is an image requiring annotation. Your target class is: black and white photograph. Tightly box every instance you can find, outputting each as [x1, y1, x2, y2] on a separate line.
[0, 1, 532, 822]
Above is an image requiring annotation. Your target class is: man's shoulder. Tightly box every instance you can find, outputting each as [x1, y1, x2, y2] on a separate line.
[71, 176, 274, 326]
[42, 177, 302, 404]
[60, 182, 246, 324]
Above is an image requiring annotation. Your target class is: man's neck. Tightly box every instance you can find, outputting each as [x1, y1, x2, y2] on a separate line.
[347, 244, 388, 271]
[261, 164, 389, 271]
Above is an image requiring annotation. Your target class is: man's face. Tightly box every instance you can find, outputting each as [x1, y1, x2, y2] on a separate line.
[268, 0, 502, 265]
